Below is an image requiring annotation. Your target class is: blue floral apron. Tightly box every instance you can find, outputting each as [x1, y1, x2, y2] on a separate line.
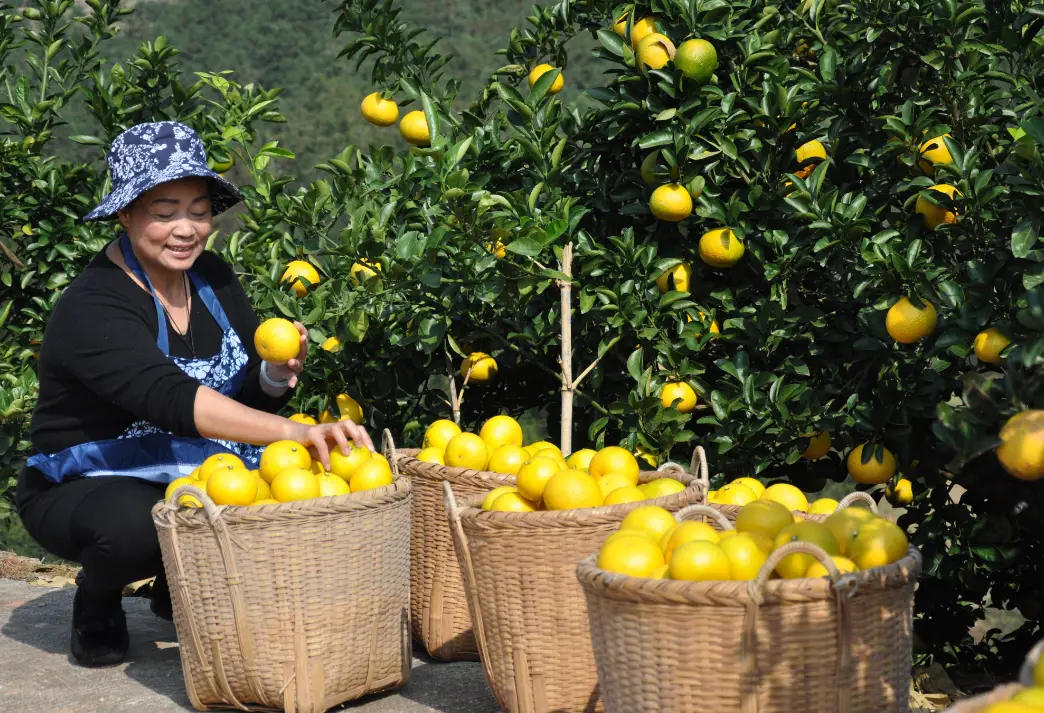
[27, 233, 262, 484]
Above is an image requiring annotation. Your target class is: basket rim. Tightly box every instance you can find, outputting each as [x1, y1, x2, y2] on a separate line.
[397, 452, 517, 488]
[151, 474, 412, 528]
[575, 546, 922, 606]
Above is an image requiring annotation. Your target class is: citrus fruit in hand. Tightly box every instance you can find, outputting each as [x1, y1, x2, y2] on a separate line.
[761, 483, 809, 512]
[328, 443, 371, 481]
[480, 415, 524, 449]
[669, 541, 731, 581]
[847, 443, 897, 484]
[589, 446, 640, 484]
[603, 485, 646, 506]
[823, 507, 877, 555]
[487, 444, 528, 475]
[543, 470, 603, 510]
[527, 63, 563, 94]
[698, 227, 744, 267]
[399, 110, 430, 146]
[847, 519, 908, 569]
[489, 492, 538, 512]
[915, 184, 961, 229]
[639, 478, 686, 498]
[1035, 653, 1044, 686]
[1012, 689, 1044, 706]
[660, 381, 697, 412]
[721, 532, 768, 581]
[416, 447, 445, 465]
[349, 458, 394, 492]
[516, 456, 564, 502]
[997, 410, 1044, 481]
[271, 468, 320, 502]
[649, 183, 692, 221]
[566, 448, 597, 471]
[675, 38, 717, 82]
[620, 506, 677, 541]
[736, 500, 795, 540]
[772, 521, 840, 579]
[360, 92, 399, 126]
[461, 352, 498, 382]
[805, 556, 858, 578]
[973, 327, 1011, 363]
[482, 486, 519, 510]
[802, 432, 831, 460]
[318, 473, 351, 497]
[280, 260, 320, 297]
[424, 419, 462, 449]
[444, 433, 490, 470]
[598, 532, 665, 578]
[254, 318, 300, 365]
[259, 441, 312, 484]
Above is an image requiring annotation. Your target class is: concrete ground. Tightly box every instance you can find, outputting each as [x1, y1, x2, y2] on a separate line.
[0, 579, 499, 713]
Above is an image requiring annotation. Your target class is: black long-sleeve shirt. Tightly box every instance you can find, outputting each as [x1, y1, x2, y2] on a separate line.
[19, 245, 289, 499]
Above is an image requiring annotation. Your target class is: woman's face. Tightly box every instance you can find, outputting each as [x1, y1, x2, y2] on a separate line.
[117, 177, 213, 273]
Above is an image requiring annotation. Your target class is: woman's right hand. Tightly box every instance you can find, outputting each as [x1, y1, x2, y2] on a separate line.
[289, 419, 375, 470]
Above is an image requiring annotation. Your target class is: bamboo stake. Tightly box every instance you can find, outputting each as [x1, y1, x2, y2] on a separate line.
[559, 242, 574, 456]
[445, 345, 462, 425]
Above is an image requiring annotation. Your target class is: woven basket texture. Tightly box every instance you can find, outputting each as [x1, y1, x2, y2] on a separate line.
[445, 450, 711, 713]
[576, 500, 921, 713]
[397, 448, 514, 660]
[152, 468, 412, 713]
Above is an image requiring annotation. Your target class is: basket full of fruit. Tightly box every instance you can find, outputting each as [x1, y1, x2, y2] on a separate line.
[943, 640, 1043, 712]
[575, 500, 921, 713]
[442, 444, 709, 713]
[151, 431, 412, 713]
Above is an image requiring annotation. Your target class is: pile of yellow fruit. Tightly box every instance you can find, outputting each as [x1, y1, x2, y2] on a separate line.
[597, 498, 908, 582]
[164, 440, 392, 508]
[707, 475, 846, 514]
[983, 652, 1044, 712]
[415, 416, 687, 512]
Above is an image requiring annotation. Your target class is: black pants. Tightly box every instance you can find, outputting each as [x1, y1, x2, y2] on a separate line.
[17, 468, 168, 610]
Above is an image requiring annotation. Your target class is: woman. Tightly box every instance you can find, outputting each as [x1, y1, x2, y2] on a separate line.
[15, 121, 372, 667]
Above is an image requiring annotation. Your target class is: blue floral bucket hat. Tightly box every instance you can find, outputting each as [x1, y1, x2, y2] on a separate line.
[82, 121, 243, 222]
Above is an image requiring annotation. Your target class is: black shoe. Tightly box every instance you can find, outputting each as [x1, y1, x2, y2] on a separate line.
[149, 588, 173, 621]
[71, 587, 129, 667]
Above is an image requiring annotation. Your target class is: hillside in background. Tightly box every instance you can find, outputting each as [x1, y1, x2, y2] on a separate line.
[97, 0, 605, 178]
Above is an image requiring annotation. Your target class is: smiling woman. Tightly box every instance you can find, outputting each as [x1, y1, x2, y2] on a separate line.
[14, 122, 374, 669]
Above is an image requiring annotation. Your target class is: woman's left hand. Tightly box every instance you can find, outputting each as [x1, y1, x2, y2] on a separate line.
[265, 321, 308, 388]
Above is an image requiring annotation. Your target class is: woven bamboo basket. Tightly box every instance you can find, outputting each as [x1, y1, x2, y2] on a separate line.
[152, 433, 412, 713]
[395, 447, 514, 660]
[576, 500, 922, 713]
[942, 639, 1042, 711]
[444, 448, 711, 713]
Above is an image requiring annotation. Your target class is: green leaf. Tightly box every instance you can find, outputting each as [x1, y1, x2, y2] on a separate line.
[1012, 218, 1038, 259]
[506, 237, 543, 257]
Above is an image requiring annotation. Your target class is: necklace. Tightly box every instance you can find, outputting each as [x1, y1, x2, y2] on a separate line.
[155, 273, 196, 356]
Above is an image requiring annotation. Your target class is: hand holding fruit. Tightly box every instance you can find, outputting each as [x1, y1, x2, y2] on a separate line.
[255, 318, 309, 388]
[290, 419, 374, 470]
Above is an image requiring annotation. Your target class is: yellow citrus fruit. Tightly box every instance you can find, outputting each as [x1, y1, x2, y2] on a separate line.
[823, 507, 877, 555]
[461, 352, 498, 382]
[698, 227, 745, 268]
[974, 328, 1011, 364]
[543, 470, 604, 510]
[204, 466, 258, 507]
[590, 447, 640, 484]
[516, 456, 563, 502]
[254, 318, 300, 365]
[487, 444, 529, 475]
[424, 419, 462, 450]
[649, 183, 692, 222]
[566, 448, 597, 471]
[444, 433, 490, 471]
[640, 150, 676, 185]
[655, 262, 692, 294]
[636, 32, 676, 70]
[613, 14, 658, 47]
[489, 492, 538, 512]
[731, 477, 765, 498]
[710, 482, 758, 507]
[280, 260, 320, 297]
[669, 541, 732, 581]
[919, 134, 952, 173]
[796, 139, 827, 164]
[482, 486, 519, 511]
[255, 476, 272, 501]
[597, 473, 636, 499]
[349, 458, 394, 492]
[1036, 655, 1044, 687]
[416, 447, 445, 465]
[480, 415, 524, 449]
[318, 473, 351, 497]
[997, 410, 1044, 481]
[327, 443, 371, 481]
[736, 500, 795, 541]
[805, 556, 858, 578]
[915, 184, 961, 229]
[199, 452, 245, 480]
[1011, 688, 1044, 706]
[399, 110, 430, 146]
[603, 485, 646, 506]
[639, 478, 686, 498]
[165, 476, 199, 507]
[847, 443, 897, 485]
[360, 92, 399, 126]
[848, 518, 909, 569]
[661, 520, 721, 560]
[660, 381, 697, 413]
[650, 563, 670, 579]
[310, 460, 326, 476]
[773, 521, 840, 579]
[808, 498, 840, 516]
[259, 440, 312, 484]
[271, 468, 320, 502]
[981, 703, 1044, 713]
[721, 532, 769, 581]
[675, 38, 717, 82]
[802, 432, 831, 460]
[761, 483, 809, 512]
[687, 311, 721, 335]
[527, 63, 564, 94]
[288, 413, 317, 426]
[334, 393, 364, 424]
[350, 259, 380, 283]
[634, 446, 658, 468]
[885, 478, 914, 506]
[620, 506, 677, 541]
[525, 441, 560, 456]
[598, 532, 666, 577]
[252, 499, 280, 506]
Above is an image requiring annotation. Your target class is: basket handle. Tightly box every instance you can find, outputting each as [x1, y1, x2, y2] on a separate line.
[442, 481, 497, 687]
[675, 504, 734, 531]
[834, 491, 878, 514]
[1019, 638, 1044, 686]
[741, 541, 855, 713]
[656, 445, 711, 499]
[164, 484, 268, 709]
[382, 428, 401, 477]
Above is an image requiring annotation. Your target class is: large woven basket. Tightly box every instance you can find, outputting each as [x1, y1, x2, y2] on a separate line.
[942, 639, 1042, 711]
[152, 437, 412, 713]
[395, 447, 514, 660]
[576, 502, 921, 713]
[444, 449, 711, 713]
